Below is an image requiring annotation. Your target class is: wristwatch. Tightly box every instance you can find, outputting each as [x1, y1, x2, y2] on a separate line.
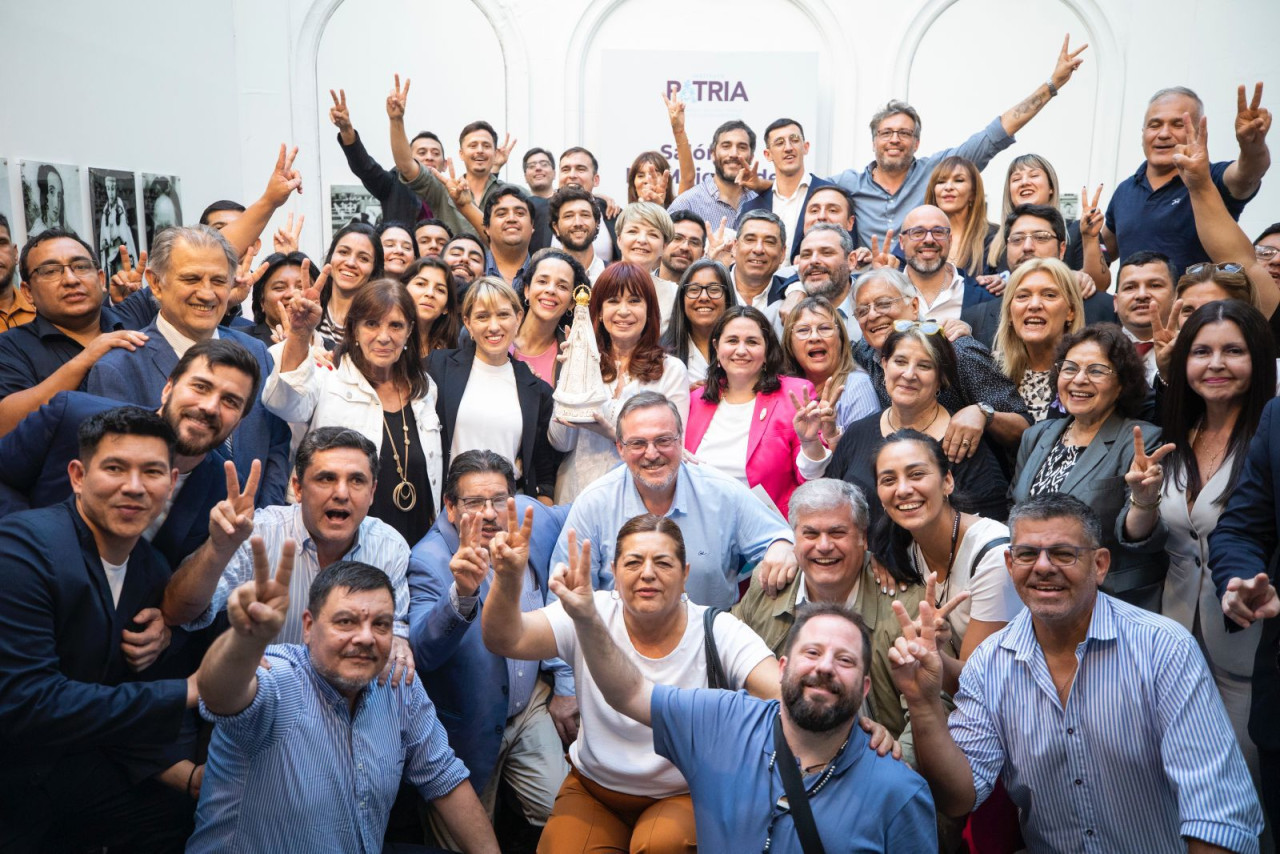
[978, 402, 995, 426]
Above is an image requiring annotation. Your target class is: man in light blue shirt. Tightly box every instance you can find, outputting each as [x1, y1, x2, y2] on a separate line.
[189, 549, 498, 853]
[891, 494, 1263, 854]
[551, 391, 794, 608]
[667, 120, 760, 232]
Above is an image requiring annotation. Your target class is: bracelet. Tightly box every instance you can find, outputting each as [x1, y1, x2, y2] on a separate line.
[186, 764, 198, 798]
[1045, 79, 1059, 97]
[1129, 493, 1161, 510]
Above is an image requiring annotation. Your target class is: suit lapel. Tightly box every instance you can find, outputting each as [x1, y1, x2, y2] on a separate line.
[442, 348, 473, 442]
[142, 325, 177, 399]
[1062, 414, 1125, 493]
[512, 361, 538, 473]
[746, 391, 774, 462]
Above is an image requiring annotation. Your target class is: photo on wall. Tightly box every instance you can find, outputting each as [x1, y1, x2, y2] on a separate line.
[330, 184, 382, 236]
[141, 173, 182, 250]
[20, 160, 83, 239]
[89, 168, 140, 278]
[0, 158, 11, 236]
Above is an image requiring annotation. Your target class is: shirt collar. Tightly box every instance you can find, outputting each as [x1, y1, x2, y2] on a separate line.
[1000, 592, 1117, 660]
[156, 311, 217, 358]
[623, 463, 690, 517]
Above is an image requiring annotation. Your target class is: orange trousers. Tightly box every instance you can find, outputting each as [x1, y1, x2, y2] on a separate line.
[536, 764, 696, 854]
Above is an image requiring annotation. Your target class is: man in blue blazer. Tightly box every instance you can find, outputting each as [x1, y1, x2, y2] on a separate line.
[736, 118, 834, 265]
[83, 226, 291, 507]
[897, 205, 997, 321]
[0, 339, 260, 568]
[409, 450, 574, 836]
[0, 407, 199, 853]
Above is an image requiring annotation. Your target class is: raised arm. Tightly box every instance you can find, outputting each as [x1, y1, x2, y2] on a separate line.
[480, 504, 559, 662]
[387, 74, 422, 183]
[219, 145, 303, 261]
[1223, 82, 1272, 200]
[1000, 35, 1087, 137]
[329, 87, 356, 147]
[1077, 184, 1111, 291]
[663, 89, 696, 195]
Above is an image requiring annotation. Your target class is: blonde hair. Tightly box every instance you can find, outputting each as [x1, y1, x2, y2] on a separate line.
[923, 156, 989, 276]
[988, 153, 1061, 269]
[781, 296, 856, 392]
[993, 257, 1085, 383]
[616, 201, 675, 245]
[461, 275, 523, 320]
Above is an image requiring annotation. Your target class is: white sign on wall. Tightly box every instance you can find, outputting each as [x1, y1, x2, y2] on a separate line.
[594, 50, 821, 200]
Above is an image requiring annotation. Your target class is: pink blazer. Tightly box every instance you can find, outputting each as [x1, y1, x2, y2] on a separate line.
[686, 376, 814, 519]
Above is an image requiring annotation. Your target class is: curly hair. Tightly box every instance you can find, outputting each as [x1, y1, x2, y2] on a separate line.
[1049, 323, 1147, 419]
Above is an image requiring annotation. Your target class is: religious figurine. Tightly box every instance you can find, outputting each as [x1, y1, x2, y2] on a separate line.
[553, 284, 609, 422]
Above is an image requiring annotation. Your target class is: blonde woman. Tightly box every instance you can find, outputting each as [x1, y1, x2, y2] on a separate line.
[924, 156, 994, 277]
[616, 201, 678, 331]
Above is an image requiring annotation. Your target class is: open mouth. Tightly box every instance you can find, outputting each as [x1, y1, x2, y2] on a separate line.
[325, 508, 352, 522]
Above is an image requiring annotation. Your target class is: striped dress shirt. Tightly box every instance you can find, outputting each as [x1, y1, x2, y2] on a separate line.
[189, 644, 468, 853]
[951, 593, 1263, 853]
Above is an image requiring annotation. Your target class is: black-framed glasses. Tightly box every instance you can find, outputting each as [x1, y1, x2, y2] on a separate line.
[893, 319, 941, 335]
[29, 259, 98, 283]
[1186, 262, 1244, 276]
[683, 283, 725, 300]
[901, 226, 951, 242]
[792, 323, 837, 340]
[875, 128, 917, 140]
[854, 296, 907, 319]
[619, 434, 680, 453]
[1009, 544, 1097, 567]
[1056, 360, 1115, 381]
[455, 494, 511, 513]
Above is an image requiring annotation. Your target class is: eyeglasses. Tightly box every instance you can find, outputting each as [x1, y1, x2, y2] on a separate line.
[892, 319, 941, 335]
[455, 493, 511, 513]
[683, 283, 725, 299]
[1256, 245, 1280, 261]
[901, 226, 951, 242]
[1056, 360, 1115, 381]
[792, 323, 837, 340]
[1185, 262, 1244, 276]
[769, 134, 804, 148]
[854, 296, 907, 319]
[875, 129, 917, 140]
[1008, 230, 1057, 246]
[619, 434, 680, 453]
[29, 259, 98, 283]
[1009, 544, 1097, 567]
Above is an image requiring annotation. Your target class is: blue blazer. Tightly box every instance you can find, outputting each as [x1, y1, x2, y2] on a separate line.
[737, 174, 835, 262]
[82, 322, 291, 507]
[408, 496, 571, 793]
[0, 391, 228, 568]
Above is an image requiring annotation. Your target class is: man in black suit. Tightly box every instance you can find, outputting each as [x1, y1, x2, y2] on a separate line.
[737, 118, 834, 264]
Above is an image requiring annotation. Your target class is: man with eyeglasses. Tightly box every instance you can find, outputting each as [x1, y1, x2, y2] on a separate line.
[1257, 224, 1280, 289]
[552, 391, 795, 610]
[407, 449, 574, 848]
[737, 119, 834, 265]
[659, 211, 706, 283]
[893, 205, 997, 325]
[892, 492, 1263, 853]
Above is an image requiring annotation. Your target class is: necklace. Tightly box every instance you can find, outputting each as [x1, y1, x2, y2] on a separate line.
[382, 387, 417, 512]
[887, 402, 941, 433]
[910, 507, 961, 606]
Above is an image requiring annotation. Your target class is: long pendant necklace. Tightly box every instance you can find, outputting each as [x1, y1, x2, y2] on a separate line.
[909, 507, 961, 606]
[383, 387, 417, 512]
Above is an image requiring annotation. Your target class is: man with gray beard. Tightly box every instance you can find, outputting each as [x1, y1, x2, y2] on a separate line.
[795, 224, 861, 340]
[893, 205, 996, 324]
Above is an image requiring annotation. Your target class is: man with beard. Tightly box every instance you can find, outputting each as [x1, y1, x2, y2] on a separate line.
[659, 210, 706, 282]
[549, 184, 604, 282]
[895, 204, 996, 323]
[794, 224, 862, 340]
[556, 146, 618, 264]
[442, 233, 487, 296]
[668, 120, 760, 231]
[0, 339, 259, 568]
[552, 560, 937, 851]
[482, 184, 534, 290]
[0, 213, 35, 331]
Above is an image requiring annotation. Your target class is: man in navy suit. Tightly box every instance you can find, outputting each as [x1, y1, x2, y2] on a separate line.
[0, 338, 260, 568]
[409, 450, 574, 843]
[897, 204, 997, 323]
[737, 118, 834, 265]
[84, 225, 291, 507]
[0, 407, 200, 853]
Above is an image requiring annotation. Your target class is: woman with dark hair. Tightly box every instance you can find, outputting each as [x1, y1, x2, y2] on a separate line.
[549, 262, 688, 502]
[400, 256, 458, 356]
[685, 306, 826, 518]
[246, 251, 312, 347]
[1121, 300, 1275, 797]
[513, 248, 587, 385]
[377, 220, 419, 277]
[780, 295, 878, 438]
[659, 258, 737, 385]
[317, 221, 383, 348]
[264, 277, 442, 541]
[924, 156, 995, 277]
[627, 151, 677, 207]
[1011, 323, 1168, 610]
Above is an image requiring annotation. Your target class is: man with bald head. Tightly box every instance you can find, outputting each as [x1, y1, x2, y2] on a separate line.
[894, 205, 996, 323]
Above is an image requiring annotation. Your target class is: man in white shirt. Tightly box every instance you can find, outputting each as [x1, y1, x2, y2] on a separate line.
[659, 212, 706, 283]
[730, 210, 788, 313]
[1115, 250, 1177, 385]
[897, 205, 971, 323]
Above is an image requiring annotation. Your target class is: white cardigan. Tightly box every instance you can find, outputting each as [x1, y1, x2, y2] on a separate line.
[262, 343, 443, 510]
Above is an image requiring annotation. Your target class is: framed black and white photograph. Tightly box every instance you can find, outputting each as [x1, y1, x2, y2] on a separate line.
[141, 173, 182, 250]
[89, 168, 140, 278]
[330, 184, 382, 236]
[0, 158, 12, 236]
[20, 160, 83, 239]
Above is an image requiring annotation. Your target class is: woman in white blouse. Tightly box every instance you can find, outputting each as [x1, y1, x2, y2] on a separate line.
[659, 259, 737, 387]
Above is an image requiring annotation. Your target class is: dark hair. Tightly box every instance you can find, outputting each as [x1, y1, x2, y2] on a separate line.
[710, 120, 757, 154]
[591, 262, 667, 384]
[459, 120, 498, 148]
[1255, 223, 1280, 244]
[702, 305, 783, 403]
[445, 233, 485, 257]
[377, 220, 420, 260]
[738, 209, 787, 253]
[250, 251, 313, 323]
[549, 184, 600, 226]
[410, 130, 442, 150]
[868, 430, 953, 585]
[669, 209, 708, 239]
[295, 426, 378, 481]
[1162, 301, 1276, 506]
[78, 406, 176, 466]
[307, 560, 394, 616]
[1049, 323, 1148, 419]
[626, 151, 675, 206]
[0, 212, 9, 236]
[443, 449, 517, 504]
[661, 259, 737, 365]
[482, 184, 533, 228]
[336, 279, 428, 402]
[782, 603, 871, 666]
[616, 390, 684, 438]
[199, 200, 245, 225]
[414, 218, 453, 241]
[400, 257, 460, 354]
[881, 325, 961, 392]
[764, 118, 805, 145]
[615, 513, 687, 569]
[171, 339, 263, 416]
[1007, 493, 1102, 548]
[524, 247, 589, 330]
[1119, 250, 1177, 284]
[19, 228, 98, 282]
[806, 185, 854, 219]
[1004, 203, 1066, 244]
[522, 147, 555, 170]
[322, 222, 383, 313]
[37, 165, 66, 225]
[559, 146, 599, 174]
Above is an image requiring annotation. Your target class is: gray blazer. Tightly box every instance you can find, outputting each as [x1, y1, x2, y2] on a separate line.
[1011, 411, 1167, 610]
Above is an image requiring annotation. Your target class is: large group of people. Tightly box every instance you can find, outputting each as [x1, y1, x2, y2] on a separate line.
[0, 37, 1277, 854]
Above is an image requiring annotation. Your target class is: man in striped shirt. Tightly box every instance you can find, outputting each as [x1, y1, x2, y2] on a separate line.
[890, 493, 1263, 853]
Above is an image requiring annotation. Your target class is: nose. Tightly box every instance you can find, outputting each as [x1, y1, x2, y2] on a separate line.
[816, 532, 833, 552]
[481, 499, 499, 520]
[332, 478, 350, 501]
[122, 468, 145, 494]
[351, 620, 375, 647]
[639, 558, 658, 581]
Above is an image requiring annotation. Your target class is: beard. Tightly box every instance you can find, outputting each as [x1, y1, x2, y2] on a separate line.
[780, 668, 861, 733]
[906, 250, 945, 275]
[162, 400, 226, 457]
[803, 266, 850, 303]
[557, 225, 599, 253]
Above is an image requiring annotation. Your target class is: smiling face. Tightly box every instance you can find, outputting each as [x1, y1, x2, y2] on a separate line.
[415, 223, 450, 259]
[354, 306, 410, 372]
[293, 447, 375, 554]
[304, 585, 395, 698]
[443, 239, 486, 286]
[1006, 214, 1065, 270]
[404, 265, 450, 327]
[1186, 319, 1252, 408]
[160, 357, 253, 457]
[682, 266, 727, 337]
[933, 166, 974, 216]
[900, 207, 950, 276]
[883, 336, 942, 410]
[601, 285, 647, 349]
[261, 263, 304, 328]
[614, 529, 689, 620]
[379, 227, 415, 276]
[21, 236, 108, 325]
[329, 233, 377, 297]
[525, 258, 574, 323]
[803, 188, 854, 235]
[486, 195, 533, 251]
[464, 295, 521, 365]
[553, 199, 599, 254]
[1143, 94, 1199, 172]
[875, 439, 952, 532]
[734, 219, 784, 283]
[524, 152, 554, 193]
[1008, 163, 1053, 207]
[854, 279, 918, 352]
[460, 129, 495, 177]
[779, 614, 869, 732]
[153, 241, 232, 341]
[873, 112, 920, 173]
[714, 316, 767, 388]
[663, 220, 706, 277]
[789, 307, 841, 381]
[1258, 233, 1280, 286]
[1006, 515, 1108, 625]
[412, 135, 445, 172]
[1058, 340, 1121, 422]
[632, 160, 667, 202]
[792, 507, 867, 593]
[618, 219, 666, 269]
[558, 151, 598, 190]
[1009, 269, 1074, 349]
[764, 123, 808, 178]
[618, 404, 683, 493]
[711, 129, 753, 184]
[70, 434, 176, 557]
[1116, 261, 1174, 338]
[797, 229, 852, 303]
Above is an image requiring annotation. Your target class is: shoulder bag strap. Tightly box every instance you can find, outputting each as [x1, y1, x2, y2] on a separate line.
[703, 606, 729, 690]
[772, 715, 827, 854]
[970, 536, 1011, 576]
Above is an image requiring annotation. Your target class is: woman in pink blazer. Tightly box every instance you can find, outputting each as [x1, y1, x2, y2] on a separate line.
[685, 306, 833, 518]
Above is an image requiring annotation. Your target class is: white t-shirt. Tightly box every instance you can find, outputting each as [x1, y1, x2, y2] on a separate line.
[652, 275, 678, 335]
[910, 516, 1021, 644]
[695, 398, 755, 486]
[685, 340, 709, 385]
[544, 592, 773, 797]
[101, 557, 129, 608]
[144, 469, 191, 542]
[451, 358, 522, 473]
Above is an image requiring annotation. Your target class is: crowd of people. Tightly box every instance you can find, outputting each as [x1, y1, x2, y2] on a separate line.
[0, 35, 1277, 854]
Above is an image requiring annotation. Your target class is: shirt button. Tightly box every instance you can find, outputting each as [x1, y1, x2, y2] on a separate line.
[1074, 779, 1082, 786]
[1086, 830, 1094, 837]
[1067, 728, 1075, 735]
[494, 725, 504, 735]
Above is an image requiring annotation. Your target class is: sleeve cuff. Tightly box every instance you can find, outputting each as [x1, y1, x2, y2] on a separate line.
[1180, 820, 1260, 854]
[448, 582, 479, 621]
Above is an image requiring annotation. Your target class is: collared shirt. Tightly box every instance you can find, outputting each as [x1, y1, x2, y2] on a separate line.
[0, 286, 36, 331]
[830, 117, 1014, 249]
[551, 461, 793, 608]
[770, 174, 813, 253]
[186, 503, 412, 641]
[913, 264, 966, 323]
[1121, 326, 1159, 385]
[190, 644, 468, 854]
[0, 308, 125, 398]
[951, 594, 1263, 854]
[585, 254, 605, 283]
[668, 174, 759, 232]
[155, 311, 218, 359]
[484, 251, 531, 293]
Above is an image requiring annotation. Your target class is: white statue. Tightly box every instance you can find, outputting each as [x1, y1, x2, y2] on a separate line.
[553, 285, 609, 422]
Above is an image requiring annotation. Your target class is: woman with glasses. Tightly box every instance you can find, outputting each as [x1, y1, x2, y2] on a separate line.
[1010, 323, 1168, 610]
[827, 322, 1008, 527]
[549, 262, 688, 503]
[993, 257, 1086, 422]
[924, 156, 995, 277]
[1119, 300, 1275, 804]
[659, 259, 737, 386]
[781, 295, 880, 441]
